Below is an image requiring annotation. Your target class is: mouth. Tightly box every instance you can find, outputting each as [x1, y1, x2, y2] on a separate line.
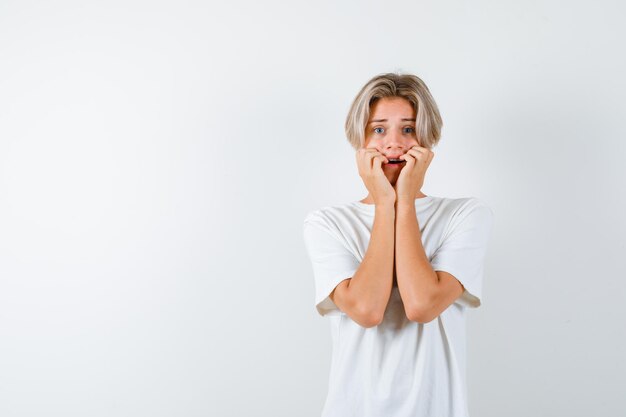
[386, 158, 405, 164]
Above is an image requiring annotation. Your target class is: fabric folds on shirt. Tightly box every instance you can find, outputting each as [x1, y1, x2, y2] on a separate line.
[302, 195, 495, 417]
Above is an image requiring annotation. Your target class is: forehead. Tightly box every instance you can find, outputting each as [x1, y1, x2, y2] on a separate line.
[369, 97, 415, 119]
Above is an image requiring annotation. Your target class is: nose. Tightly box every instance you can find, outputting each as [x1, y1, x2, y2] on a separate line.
[383, 130, 404, 153]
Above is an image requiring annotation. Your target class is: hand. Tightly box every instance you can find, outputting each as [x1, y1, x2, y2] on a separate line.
[393, 145, 434, 202]
[356, 148, 396, 206]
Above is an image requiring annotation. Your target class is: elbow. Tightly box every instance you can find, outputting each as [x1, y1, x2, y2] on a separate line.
[405, 291, 437, 324]
[360, 315, 383, 328]
[406, 305, 435, 324]
[355, 304, 384, 328]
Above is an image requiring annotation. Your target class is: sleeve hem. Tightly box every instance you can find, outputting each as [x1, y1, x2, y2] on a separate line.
[432, 265, 482, 308]
[314, 275, 353, 317]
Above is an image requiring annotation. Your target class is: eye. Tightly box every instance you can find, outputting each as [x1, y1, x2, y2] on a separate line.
[374, 127, 384, 134]
[403, 126, 415, 134]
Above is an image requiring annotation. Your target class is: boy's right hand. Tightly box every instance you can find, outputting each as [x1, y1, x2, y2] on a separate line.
[356, 149, 396, 206]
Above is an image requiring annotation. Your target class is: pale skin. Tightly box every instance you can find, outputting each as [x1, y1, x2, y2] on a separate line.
[330, 96, 465, 327]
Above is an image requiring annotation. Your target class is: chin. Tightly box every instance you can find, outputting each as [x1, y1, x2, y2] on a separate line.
[383, 169, 400, 185]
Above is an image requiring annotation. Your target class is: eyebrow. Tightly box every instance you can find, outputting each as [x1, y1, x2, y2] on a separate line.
[368, 118, 415, 124]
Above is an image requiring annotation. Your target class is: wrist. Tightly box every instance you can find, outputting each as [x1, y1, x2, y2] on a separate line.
[396, 197, 416, 207]
[395, 200, 416, 214]
[375, 202, 396, 212]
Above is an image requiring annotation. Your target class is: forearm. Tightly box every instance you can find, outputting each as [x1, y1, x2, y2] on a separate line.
[348, 203, 395, 322]
[394, 200, 438, 318]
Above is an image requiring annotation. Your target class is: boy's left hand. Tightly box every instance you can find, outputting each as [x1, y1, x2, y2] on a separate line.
[393, 145, 434, 202]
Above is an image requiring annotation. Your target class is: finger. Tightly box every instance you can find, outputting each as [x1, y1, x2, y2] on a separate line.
[428, 151, 435, 165]
[356, 150, 365, 170]
[405, 148, 427, 163]
[371, 156, 387, 175]
[364, 149, 387, 163]
[399, 155, 415, 169]
[357, 149, 372, 175]
[372, 151, 388, 164]
[400, 152, 416, 162]
[407, 147, 427, 156]
[360, 149, 375, 168]
[371, 154, 387, 170]
[357, 149, 381, 167]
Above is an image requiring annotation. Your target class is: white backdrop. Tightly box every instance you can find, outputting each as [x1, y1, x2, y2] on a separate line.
[1, 1, 625, 416]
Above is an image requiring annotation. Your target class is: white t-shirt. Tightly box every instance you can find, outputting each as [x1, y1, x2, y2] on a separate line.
[302, 195, 494, 417]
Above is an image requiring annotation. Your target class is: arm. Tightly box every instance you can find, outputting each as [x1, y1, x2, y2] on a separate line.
[394, 201, 464, 323]
[330, 203, 395, 327]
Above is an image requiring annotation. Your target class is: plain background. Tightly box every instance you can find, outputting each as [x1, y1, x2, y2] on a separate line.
[1, 0, 625, 416]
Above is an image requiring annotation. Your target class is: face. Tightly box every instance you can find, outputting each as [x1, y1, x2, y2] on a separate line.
[363, 96, 419, 185]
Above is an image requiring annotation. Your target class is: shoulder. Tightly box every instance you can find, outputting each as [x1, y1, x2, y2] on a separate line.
[437, 196, 493, 217]
[433, 196, 494, 232]
[303, 202, 360, 227]
[302, 202, 364, 246]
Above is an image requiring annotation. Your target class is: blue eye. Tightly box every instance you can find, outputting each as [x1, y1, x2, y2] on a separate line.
[403, 127, 415, 133]
[374, 127, 384, 134]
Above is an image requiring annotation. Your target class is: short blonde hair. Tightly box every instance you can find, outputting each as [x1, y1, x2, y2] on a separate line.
[344, 72, 443, 150]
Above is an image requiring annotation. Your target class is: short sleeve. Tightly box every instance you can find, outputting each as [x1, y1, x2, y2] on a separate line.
[430, 202, 495, 308]
[302, 214, 361, 317]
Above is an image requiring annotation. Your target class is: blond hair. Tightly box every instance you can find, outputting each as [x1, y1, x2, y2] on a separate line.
[344, 72, 443, 150]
